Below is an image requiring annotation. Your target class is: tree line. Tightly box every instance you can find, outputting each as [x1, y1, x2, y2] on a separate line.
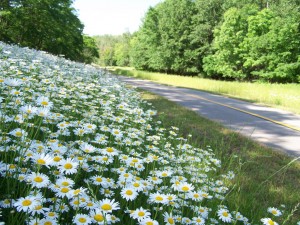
[0, 0, 99, 63]
[97, 0, 300, 83]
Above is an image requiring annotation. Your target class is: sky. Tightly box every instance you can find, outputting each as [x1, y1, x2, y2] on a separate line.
[73, 0, 162, 36]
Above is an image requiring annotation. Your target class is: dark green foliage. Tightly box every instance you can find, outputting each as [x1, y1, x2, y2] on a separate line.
[204, 2, 300, 82]
[203, 5, 259, 80]
[82, 35, 99, 64]
[0, 0, 98, 63]
[127, 0, 300, 83]
[131, 0, 199, 74]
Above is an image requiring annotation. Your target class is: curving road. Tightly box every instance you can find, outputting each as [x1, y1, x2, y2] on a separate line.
[116, 76, 300, 157]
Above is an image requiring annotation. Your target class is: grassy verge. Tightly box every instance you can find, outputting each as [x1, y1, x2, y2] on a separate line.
[110, 67, 300, 115]
[140, 89, 300, 223]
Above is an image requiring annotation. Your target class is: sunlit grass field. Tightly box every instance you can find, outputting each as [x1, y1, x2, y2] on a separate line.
[110, 67, 300, 115]
[1, 43, 299, 225]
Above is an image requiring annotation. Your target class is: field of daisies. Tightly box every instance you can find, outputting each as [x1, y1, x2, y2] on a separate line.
[0, 41, 293, 225]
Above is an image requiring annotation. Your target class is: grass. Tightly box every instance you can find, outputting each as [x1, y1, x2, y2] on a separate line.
[110, 67, 300, 115]
[140, 89, 300, 223]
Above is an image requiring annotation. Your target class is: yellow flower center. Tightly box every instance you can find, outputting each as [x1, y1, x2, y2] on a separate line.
[133, 183, 140, 187]
[78, 217, 86, 223]
[194, 193, 200, 198]
[96, 177, 102, 182]
[74, 189, 81, 195]
[168, 218, 174, 224]
[9, 164, 16, 169]
[146, 222, 154, 225]
[106, 147, 114, 153]
[126, 190, 133, 195]
[15, 131, 23, 137]
[271, 210, 277, 215]
[35, 205, 43, 210]
[73, 200, 79, 205]
[48, 212, 55, 217]
[34, 176, 43, 183]
[94, 214, 104, 222]
[64, 163, 73, 169]
[22, 199, 32, 206]
[181, 186, 190, 192]
[155, 196, 163, 201]
[53, 156, 61, 162]
[41, 101, 48, 106]
[268, 220, 275, 225]
[101, 204, 112, 211]
[87, 202, 93, 206]
[44, 222, 53, 225]
[37, 159, 46, 165]
[62, 181, 69, 186]
[138, 211, 145, 217]
[222, 211, 229, 217]
[61, 187, 69, 193]
[132, 158, 138, 163]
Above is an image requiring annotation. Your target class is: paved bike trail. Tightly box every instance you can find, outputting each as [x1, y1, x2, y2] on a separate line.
[116, 76, 300, 157]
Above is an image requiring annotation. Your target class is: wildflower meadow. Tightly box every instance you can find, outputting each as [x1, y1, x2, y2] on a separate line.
[0, 42, 297, 225]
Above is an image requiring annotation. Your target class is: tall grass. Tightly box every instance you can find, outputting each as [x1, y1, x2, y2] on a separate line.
[111, 68, 300, 114]
[141, 90, 300, 224]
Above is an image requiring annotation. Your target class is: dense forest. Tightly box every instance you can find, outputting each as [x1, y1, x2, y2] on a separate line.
[0, 0, 99, 63]
[97, 0, 300, 83]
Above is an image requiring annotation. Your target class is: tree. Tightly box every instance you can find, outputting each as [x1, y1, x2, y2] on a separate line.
[82, 35, 99, 64]
[203, 5, 259, 80]
[0, 0, 85, 61]
[241, 6, 300, 82]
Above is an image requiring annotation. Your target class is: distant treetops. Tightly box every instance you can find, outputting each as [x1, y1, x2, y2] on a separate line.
[0, 0, 99, 63]
[96, 0, 300, 83]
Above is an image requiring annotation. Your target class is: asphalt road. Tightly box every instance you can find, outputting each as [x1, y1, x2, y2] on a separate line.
[116, 76, 300, 157]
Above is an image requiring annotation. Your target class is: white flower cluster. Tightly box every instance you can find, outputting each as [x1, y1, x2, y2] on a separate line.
[0, 42, 296, 225]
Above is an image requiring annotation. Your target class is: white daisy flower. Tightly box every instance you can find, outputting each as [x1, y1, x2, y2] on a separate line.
[73, 213, 92, 225]
[27, 172, 50, 188]
[56, 177, 75, 187]
[14, 196, 39, 212]
[31, 153, 53, 168]
[149, 192, 168, 204]
[36, 96, 53, 108]
[177, 182, 194, 193]
[139, 218, 159, 225]
[267, 207, 282, 217]
[217, 208, 232, 223]
[90, 209, 111, 224]
[58, 158, 78, 175]
[120, 187, 138, 201]
[192, 216, 205, 225]
[98, 198, 120, 213]
[39, 218, 58, 225]
[131, 207, 151, 222]
[163, 212, 176, 225]
[261, 218, 279, 225]
[9, 128, 28, 138]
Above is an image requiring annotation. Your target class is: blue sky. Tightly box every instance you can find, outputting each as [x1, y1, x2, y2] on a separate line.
[73, 0, 162, 36]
